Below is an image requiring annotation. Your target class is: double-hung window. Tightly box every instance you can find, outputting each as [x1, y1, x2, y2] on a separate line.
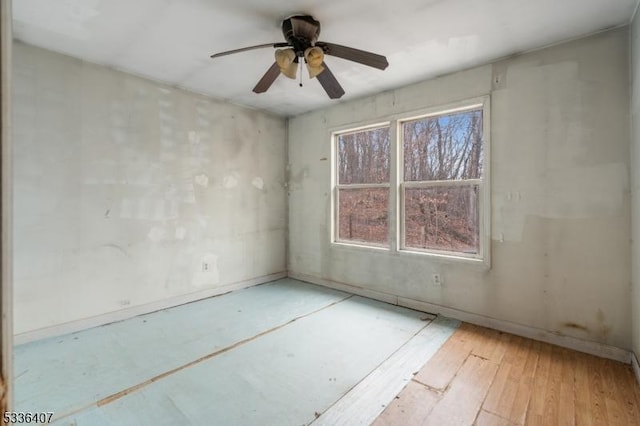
[332, 98, 489, 264]
[334, 124, 391, 247]
[400, 105, 485, 259]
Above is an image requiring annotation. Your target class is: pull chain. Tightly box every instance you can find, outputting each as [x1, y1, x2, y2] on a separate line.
[299, 60, 303, 87]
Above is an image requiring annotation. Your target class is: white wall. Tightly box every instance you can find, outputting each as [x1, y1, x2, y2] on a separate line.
[632, 12, 640, 360]
[289, 28, 631, 349]
[12, 42, 287, 335]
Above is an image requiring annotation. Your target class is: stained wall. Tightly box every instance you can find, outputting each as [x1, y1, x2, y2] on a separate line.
[12, 42, 287, 335]
[289, 28, 631, 349]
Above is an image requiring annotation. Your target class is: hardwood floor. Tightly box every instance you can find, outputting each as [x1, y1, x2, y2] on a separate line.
[373, 323, 640, 426]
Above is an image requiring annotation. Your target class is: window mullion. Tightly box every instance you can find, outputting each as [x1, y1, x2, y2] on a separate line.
[389, 119, 399, 252]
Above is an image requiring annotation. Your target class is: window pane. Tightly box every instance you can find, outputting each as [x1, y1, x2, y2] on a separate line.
[338, 188, 389, 245]
[404, 185, 479, 254]
[403, 109, 483, 181]
[338, 127, 390, 184]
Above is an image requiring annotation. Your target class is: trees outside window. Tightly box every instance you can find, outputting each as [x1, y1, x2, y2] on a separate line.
[401, 108, 483, 255]
[335, 126, 390, 246]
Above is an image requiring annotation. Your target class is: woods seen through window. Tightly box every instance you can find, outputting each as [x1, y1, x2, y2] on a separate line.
[401, 108, 483, 255]
[336, 126, 390, 245]
[334, 100, 488, 261]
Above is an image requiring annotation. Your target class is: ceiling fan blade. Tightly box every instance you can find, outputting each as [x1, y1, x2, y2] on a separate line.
[316, 42, 388, 70]
[316, 62, 345, 99]
[253, 62, 281, 93]
[211, 43, 288, 59]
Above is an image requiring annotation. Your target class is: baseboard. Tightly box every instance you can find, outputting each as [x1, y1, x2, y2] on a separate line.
[398, 296, 631, 364]
[290, 272, 632, 364]
[14, 272, 287, 345]
[632, 352, 640, 385]
[289, 272, 400, 306]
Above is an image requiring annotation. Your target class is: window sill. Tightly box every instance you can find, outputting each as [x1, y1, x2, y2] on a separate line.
[329, 241, 490, 270]
[331, 241, 391, 253]
[399, 248, 490, 270]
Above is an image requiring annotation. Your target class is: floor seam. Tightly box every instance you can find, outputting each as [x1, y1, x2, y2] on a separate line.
[521, 341, 541, 425]
[309, 318, 438, 424]
[411, 378, 445, 395]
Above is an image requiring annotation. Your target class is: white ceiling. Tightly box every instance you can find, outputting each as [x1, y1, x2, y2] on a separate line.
[12, 0, 639, 117]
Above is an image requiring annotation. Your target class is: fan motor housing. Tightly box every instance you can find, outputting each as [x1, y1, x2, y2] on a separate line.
[282, 15, 321, 55]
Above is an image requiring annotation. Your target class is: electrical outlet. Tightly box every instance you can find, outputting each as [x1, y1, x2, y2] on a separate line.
[202, 262, 209, 272]
[432, 274, 442, 286]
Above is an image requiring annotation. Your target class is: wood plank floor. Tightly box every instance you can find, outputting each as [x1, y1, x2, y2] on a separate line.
[374, 323, 640, 426]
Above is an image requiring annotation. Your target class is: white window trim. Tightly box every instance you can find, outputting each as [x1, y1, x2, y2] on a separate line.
[330, 96, 491, 269]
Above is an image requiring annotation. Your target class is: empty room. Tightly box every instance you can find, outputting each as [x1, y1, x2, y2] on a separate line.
[4, 0, 640, 424]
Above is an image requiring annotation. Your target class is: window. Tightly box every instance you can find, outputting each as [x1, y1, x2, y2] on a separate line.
[401, 107, 484, 257]
[334, 125, 390, 246]
[332, 98, 489, 263]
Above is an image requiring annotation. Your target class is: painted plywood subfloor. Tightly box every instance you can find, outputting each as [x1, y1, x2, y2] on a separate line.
[15, 279, 348, 416]
[14, 279, 457, 425]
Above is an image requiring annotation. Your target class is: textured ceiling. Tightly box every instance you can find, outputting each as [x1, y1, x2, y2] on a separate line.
[12, 0, 639, 117]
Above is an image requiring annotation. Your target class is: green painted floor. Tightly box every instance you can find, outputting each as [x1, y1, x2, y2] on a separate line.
[14, 278, 457, 426]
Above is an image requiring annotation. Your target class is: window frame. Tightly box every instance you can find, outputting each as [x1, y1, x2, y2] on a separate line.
[330, 96, 490, 267]
[332, 122, 392, 250]
[398, 101, 489, 263]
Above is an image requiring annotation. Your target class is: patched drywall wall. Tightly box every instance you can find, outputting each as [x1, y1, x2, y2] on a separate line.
[12, 42, 287, 335]
[288, 28, 631, 349]
[632, 13, 640, 361]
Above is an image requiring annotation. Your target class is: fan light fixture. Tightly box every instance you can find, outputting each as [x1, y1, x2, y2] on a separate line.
[304, 47, 325, 78]
[274, 46, 325, 80]
[274, 48, 297, 79]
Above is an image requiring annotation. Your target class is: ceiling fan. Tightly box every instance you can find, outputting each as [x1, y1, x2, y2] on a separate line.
[210, 15, 389, 99]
